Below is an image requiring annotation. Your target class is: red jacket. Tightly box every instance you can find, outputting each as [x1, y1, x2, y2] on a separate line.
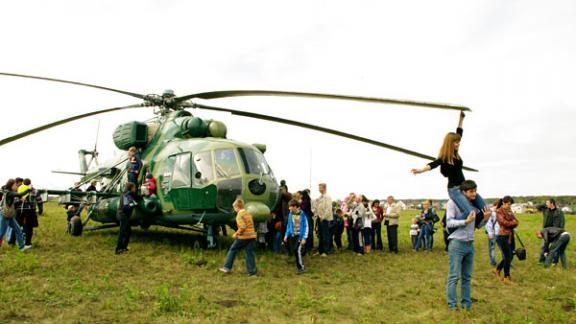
[496, 207, 518, 237]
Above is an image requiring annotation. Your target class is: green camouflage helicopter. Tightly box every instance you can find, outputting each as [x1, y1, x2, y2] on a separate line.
[0, 72, 475, 248]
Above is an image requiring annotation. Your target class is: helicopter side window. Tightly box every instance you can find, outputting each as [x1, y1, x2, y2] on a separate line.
[214, 148, 240, 178]
[238, 148, 271, 175]
[193, 151, 214, 186]
[171, 153, 191, 188]
[159, 156, 175, 194]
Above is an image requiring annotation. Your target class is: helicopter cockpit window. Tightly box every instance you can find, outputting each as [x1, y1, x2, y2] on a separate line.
[214, 148, 240, 178]
[193, 151, 214, 186]
[171, 153, 191, 188]
[238, 148, 271, 175]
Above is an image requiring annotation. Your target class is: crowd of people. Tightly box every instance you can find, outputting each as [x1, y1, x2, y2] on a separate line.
[219, 111, 571, 312]
[220, 180, 570, 283]
[0, 136, 571, 312]
[0, 177, 43, 251]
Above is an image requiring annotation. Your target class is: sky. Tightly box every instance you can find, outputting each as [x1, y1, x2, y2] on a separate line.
[0, 0, 575, 200]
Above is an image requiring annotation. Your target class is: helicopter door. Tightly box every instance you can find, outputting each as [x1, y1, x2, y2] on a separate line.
[168, 152, 216, 210]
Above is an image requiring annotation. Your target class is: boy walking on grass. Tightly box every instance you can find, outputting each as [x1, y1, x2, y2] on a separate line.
[284, 199, 309, 274]
[220, 198, 257, 276]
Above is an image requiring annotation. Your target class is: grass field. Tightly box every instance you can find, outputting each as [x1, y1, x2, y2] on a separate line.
[1, 202, 575, 323]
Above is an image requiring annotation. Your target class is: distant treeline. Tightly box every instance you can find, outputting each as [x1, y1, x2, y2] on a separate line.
[403, 196, 576, 208]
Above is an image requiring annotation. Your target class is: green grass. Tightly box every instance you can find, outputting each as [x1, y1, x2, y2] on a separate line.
[1, 202, 575, 323]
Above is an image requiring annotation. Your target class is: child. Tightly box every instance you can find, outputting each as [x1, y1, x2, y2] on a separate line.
[410, 217, 420, 250]
[333, 209, 345, 250]
[220, 198, 257, 276]
[284, 199, 309, 274]
[351, 195, 365, 255]
[66, 205, 77, 223]
[257, 221, 268, 250]
[362, 197, 376, 254]
[141, 172, 157, 197]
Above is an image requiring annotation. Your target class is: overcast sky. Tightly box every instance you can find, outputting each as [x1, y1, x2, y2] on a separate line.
[1, 0, 575, 200]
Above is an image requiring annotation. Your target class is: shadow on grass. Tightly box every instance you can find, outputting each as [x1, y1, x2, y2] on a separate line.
[82, 225, 235, 249]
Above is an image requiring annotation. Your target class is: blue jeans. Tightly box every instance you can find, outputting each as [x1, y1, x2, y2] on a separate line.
[416, 223, 433, 251]
[352, 229, 363, 254]
[447, 240, 474, 310]
[272, 231, 283, 253]
[363, 227, 373, 246]
[545, 233, 570, 269]
[448, 186, 486, 220]
[0, 216, 24, 249]
[346, 226, 353, 250]
[223, 239, 257, 275]
[539, 241, 546, 263]
[488, 237, 497, 266]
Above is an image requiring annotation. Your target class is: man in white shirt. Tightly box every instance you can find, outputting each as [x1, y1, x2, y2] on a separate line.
[312, 183, 332, 256]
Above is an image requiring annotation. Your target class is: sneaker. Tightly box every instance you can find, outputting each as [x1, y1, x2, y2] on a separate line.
[20, 245, 32, 252]
[247, 272, 258, 277]
[297, 269, 305, 275]
[24, 245, 32, 250]
[219, 267, 231, 274]
[320, 253, 327, 257]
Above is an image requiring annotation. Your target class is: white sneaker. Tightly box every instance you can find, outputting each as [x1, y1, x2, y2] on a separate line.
[20, 245, 32, 252]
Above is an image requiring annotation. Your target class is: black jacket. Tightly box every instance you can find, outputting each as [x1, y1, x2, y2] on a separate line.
[543, 208, 565, 229]
[117, 191, 137, 220]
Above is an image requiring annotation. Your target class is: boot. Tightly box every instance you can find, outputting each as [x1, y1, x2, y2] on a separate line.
[491, 268, 501, 278]
[365, 244, 371, 254]
[502, 276, 512, 285]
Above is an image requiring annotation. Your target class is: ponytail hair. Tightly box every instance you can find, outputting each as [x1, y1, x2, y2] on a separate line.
[496, 195, 514, 209]
[4, 179, 15, 191]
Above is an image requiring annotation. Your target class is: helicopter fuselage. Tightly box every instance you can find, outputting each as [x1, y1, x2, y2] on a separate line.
[86, 110, 279, 228]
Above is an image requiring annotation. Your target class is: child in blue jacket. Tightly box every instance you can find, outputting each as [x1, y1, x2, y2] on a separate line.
[284, 199, 309, 274]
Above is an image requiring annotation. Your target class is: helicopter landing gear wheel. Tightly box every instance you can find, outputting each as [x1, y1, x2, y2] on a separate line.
[69, 216, 83, 236]
[140, 220, 151, 230]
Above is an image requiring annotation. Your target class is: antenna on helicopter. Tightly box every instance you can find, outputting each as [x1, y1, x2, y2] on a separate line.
[87, 120, 101, 168]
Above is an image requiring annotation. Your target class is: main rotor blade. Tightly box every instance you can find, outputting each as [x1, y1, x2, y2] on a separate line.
[192, 103, 478, 172]
[0, 72, 146, 100]
[178, 90, 471, 112]
[0, 103, 144, 147]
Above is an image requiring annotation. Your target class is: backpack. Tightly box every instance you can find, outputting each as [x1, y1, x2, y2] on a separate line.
[1, 191, 16, 219]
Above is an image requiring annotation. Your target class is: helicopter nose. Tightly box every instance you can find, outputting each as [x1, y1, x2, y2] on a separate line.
[245, 201, 271, 223]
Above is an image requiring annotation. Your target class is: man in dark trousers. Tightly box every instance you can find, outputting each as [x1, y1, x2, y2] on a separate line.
[116, 182, 138, 255]
[539, 199, 565, 262]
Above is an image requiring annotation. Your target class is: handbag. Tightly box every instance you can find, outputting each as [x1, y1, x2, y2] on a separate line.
[514, 230, 526, 261]
[1, 193, 15, 219]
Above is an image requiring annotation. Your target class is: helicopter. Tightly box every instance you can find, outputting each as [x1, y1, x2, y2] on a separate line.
[0, 72, 475, 248]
